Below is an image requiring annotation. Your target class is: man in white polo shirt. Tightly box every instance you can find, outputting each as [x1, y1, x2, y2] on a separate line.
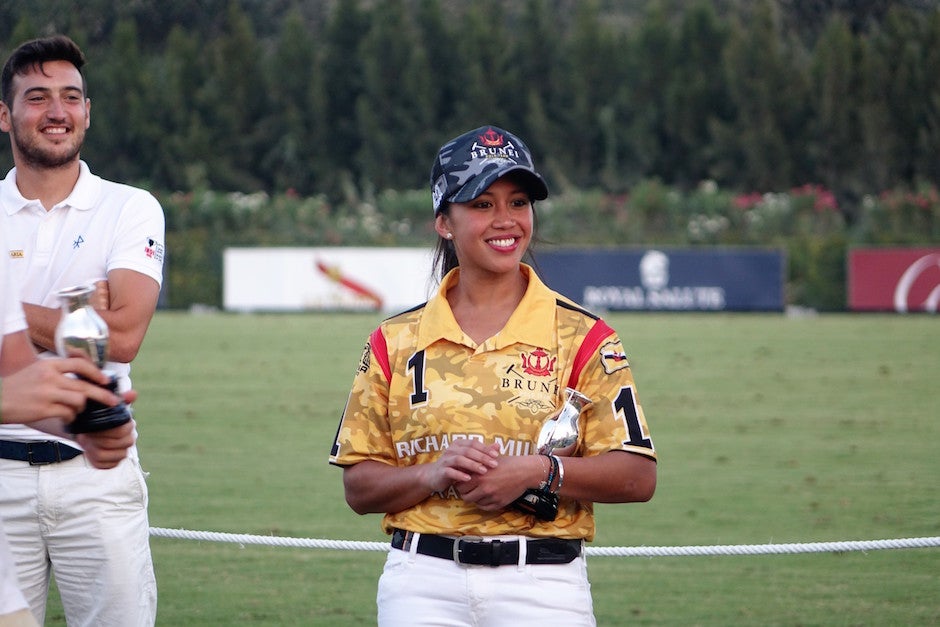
[0, 35, 164, 626]
[0, 225, 137, 627]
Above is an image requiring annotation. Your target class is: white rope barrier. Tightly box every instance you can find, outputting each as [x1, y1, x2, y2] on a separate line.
[150, 527, 940, 557]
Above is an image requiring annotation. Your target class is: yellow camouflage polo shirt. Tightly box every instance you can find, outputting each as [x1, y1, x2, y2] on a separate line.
[330, 264, 655, 541]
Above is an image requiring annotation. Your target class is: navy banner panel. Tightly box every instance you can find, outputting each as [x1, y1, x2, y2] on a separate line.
[536, 248, 785, 312]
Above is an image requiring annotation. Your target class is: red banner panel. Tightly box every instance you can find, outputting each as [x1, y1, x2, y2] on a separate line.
[848, 248, 940, 312]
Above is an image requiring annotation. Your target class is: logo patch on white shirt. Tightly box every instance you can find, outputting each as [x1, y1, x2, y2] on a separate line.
[145, 237, 165, 263]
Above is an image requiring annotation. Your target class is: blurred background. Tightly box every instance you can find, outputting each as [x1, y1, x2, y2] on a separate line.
[1, 0, 937, 311]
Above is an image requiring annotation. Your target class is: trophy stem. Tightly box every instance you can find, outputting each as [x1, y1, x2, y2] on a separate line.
[54, 284, 131, 433]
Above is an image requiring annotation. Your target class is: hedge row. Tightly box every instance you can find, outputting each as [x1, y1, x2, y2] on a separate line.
[160, 181, 940, 312]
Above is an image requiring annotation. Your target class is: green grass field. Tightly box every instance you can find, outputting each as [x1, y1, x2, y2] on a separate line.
[45, 312, 940, 625]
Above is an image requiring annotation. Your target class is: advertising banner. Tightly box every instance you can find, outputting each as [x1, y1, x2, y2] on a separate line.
[223, 247, 434, 312]
[848, 248, 940, 312]
[536, 248, 785, 312]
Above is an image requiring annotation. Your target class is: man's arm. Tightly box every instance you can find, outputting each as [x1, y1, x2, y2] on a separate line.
[23, 269, 160, 363]
[0, 329, 120, 424]
[0, 328, 137, 469]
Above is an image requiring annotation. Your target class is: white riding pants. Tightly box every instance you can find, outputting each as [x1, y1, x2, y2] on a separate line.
[0, 454, 156, 626]
[377, 533, 596, 626]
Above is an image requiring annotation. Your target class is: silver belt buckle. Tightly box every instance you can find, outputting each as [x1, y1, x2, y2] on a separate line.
[398, 530, 414, 551]
[27, 441, 59, 466]
[453, 536, 484, 566]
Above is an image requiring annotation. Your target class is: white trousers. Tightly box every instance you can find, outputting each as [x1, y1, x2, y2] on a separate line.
[0, 454, 156, 627]
[377, 533, 596, 627]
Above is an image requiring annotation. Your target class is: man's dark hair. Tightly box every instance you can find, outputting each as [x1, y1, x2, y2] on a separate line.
[1, 35, 87, 108]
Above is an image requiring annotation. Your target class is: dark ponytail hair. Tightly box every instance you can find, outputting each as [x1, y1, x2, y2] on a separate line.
[432, 204, 460, 281]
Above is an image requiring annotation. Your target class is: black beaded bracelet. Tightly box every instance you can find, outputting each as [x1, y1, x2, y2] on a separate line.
[546, 454, 559, 493]
[540, 453, 556, 491]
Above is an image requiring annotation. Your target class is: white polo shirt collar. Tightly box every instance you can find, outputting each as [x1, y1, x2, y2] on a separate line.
[0, 161, 100, 215]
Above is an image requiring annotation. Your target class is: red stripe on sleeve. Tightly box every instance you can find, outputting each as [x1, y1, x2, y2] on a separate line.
[369, 326, 391, 382]
[567, 319, 616, 388]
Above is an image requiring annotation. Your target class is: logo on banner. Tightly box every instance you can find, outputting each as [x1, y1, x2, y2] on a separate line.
[893, 253, 940, 312]
[640, 250, 669, 290]
[583, 250, 726, 311]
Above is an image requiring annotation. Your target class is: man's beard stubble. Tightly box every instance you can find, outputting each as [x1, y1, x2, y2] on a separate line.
[13, 128, 83, 170]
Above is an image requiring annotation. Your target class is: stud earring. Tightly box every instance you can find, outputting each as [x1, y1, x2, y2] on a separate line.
[445, 233, 453, 239]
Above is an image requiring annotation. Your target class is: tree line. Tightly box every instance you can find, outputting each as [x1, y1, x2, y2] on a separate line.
[0, 0, 938, 222]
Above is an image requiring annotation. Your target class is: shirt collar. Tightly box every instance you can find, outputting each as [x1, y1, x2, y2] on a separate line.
[0, 161, 98, 215]
[416, 263, 556, 351]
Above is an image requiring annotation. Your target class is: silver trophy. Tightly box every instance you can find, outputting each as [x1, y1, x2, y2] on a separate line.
[54, 284, 132, 433]
[513, 387, 592, 520]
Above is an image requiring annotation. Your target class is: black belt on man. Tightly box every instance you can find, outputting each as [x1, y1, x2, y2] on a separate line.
[391, 528, 582, 566]
[0, 440, 83, 465]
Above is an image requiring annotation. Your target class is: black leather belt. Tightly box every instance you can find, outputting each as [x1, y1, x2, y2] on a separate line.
[0, 440, 83, 465]
[391, 528, 582, 566]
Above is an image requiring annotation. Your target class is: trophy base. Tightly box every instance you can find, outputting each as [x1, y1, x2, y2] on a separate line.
[512, 488, 559, 521]
[67, 376, 133, 434]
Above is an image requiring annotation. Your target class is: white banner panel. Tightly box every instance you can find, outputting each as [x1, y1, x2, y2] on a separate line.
[223, 247, 435, 312]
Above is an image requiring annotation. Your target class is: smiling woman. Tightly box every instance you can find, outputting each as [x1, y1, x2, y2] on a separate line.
[329, 125, 657, 627]
[434, 175, 536, 342]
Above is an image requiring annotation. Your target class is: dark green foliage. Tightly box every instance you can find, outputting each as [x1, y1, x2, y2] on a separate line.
[1, 1, 938, 311]
[157, 181, 936, 311]
[2, 1, 938, 200]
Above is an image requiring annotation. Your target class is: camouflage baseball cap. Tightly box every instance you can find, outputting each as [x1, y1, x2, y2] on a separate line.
[430, 125, 549, 213]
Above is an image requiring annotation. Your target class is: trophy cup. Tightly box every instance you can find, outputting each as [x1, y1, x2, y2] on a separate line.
[54, 284, 132, 433]
[512, 387, 592, 520]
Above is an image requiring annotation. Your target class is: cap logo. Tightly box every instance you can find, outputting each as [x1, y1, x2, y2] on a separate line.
[479, 128, 505, 147]
[469, 136, 522, 163]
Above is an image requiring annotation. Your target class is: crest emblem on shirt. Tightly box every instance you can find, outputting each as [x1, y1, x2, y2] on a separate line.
[357, 341, 371, 374]
[600, 340, 630, 375]
[520, 348, 556, 377]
